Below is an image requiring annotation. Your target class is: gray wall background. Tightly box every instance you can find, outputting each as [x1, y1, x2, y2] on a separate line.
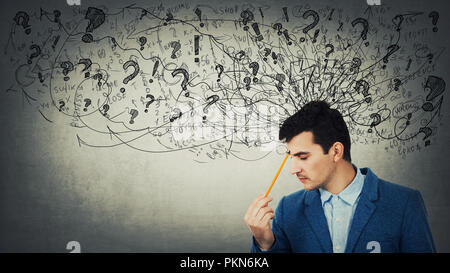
[1, 0, 449, 252]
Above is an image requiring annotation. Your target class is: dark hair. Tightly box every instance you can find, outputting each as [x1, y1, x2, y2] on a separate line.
[279, 101, 352, 162]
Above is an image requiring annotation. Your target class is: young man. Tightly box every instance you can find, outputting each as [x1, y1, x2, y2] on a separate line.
[244, 101, 436, 253]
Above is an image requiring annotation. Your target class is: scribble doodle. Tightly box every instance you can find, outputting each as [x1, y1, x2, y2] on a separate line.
[2, 2, 447, 162]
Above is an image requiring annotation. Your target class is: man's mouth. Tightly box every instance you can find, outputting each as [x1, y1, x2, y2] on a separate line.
[298, 177, 308, 183]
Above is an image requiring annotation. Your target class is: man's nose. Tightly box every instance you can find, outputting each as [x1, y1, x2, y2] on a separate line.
[290, 158, 303, 175]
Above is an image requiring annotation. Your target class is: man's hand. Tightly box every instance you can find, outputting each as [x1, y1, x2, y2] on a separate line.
[244, 193, 275, 250]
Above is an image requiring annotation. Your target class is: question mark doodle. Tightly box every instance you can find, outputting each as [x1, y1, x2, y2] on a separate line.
[424, 75, 445, 101]
[422, 81, 445, 112]
[144, 94, 155, 113]
[215, 64, 224, 82]
[81, 7, 105, 43]
[138, 36, 147, 50]
[93, 73, 103, 87]
[392, 15, 404, 32]
[272, 23, 283, 36]
[325, 43, 334, 58]
[83, 98, 91, 112]
[382, 44, 400, 68]
[249, 62, 259, 83]
[164, 12, 174, 25]
[66, 241, 81, 253]
[419, 126, 432, 145]
[171, 68, 190, 96]
[351, 18, 369, 46]
[13, 11, 31, 35]
[140, 9, 147, 20]
[301, 10, 319, 42]
[235, 50, 245, 61]
[169, 41, 181, 59]
[202, 95, 220, 121]
[428, 11, 439, 32]
[275, 74, 285, 92]
[102, 104, 110, 116]
[240, 9, 254, 31]
[263, 48, 271, 61]
[368, 113, 381, 133]
[282, 29, 292, 45]
[355, 79, 371, 103]
[366, 241, 381, 253]
[78, 58, 92, 78]
[350, 57, 362, 73]
[129, 109, 139, 124]
[28, 44, 41, 64]
[53, 10, 61, 24]
[243, 77, 251, 91]
[271, 52, 278, 64]
[60, 61, 74, 81]
[121, 60, 140, 93]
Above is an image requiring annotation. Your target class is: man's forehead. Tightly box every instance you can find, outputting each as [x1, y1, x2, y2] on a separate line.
[286, 132, 314, 147]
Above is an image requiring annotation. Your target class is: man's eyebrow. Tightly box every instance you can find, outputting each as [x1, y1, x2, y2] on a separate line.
[287, 151, 310, 156]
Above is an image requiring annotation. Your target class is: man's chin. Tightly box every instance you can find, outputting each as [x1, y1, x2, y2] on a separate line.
[302, 183, 316, 191]
[301, 181, 321, 191]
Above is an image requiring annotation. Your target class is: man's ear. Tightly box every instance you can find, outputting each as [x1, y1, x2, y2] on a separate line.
[330, 142, 344, 162]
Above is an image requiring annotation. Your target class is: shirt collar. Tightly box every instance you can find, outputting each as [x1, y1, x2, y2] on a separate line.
[319, 164, 365, 206]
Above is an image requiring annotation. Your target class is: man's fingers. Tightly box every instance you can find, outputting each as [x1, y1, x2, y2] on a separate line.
[255, 206, 274, 221]
[260, 212, 274, 226]
[252, 193, 266, 205]
[245, 194, 265, 220]
[256, 196, 273, 209]
[250, 196, 273, 218]
[244, 194, 274, 225]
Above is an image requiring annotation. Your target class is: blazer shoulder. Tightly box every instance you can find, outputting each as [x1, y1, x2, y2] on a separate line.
[282, 189, 308, 208]
[377, 178, 419, 203]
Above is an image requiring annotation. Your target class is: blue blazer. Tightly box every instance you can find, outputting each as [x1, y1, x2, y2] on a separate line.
[251, 167, 436, 253]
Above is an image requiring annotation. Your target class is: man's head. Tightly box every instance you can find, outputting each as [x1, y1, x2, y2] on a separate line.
[278, 101, 352, 190]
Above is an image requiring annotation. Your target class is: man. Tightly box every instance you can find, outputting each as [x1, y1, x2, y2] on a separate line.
[244, 101, 436, 253]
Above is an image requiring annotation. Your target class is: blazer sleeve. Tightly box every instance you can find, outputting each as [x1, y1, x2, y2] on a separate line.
[400, 190, 436, 252]
[251, 196, 292, 253]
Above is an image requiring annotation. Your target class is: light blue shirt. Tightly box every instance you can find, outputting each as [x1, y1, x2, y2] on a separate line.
[319, 165, 365, 253]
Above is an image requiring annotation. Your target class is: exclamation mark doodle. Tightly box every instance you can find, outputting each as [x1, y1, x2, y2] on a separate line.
[194, 8, 204, 27]
[282, 7, 289, 22]
[194, 35, 200, 63]
[312, 29, 320, 43]
[251, 22, 263, 41]
[149, 60, 159, 83]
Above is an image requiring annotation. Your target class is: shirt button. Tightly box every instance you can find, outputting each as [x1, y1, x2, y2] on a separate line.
[336, 217, 340, 222]
[335, 245, 341, 250]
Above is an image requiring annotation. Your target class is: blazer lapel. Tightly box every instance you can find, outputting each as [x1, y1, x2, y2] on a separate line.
[344, 196, 376, 253]
[345, 168, 379, 253]
[304, 190, 333, 253]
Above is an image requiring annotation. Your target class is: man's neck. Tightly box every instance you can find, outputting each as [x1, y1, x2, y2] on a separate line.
[323, 162, 356, 195]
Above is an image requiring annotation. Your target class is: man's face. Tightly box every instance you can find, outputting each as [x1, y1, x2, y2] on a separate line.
[286, 131, 336, 191]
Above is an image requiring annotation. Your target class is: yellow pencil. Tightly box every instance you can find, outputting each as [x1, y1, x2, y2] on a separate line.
[264, 153, 290, 197]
